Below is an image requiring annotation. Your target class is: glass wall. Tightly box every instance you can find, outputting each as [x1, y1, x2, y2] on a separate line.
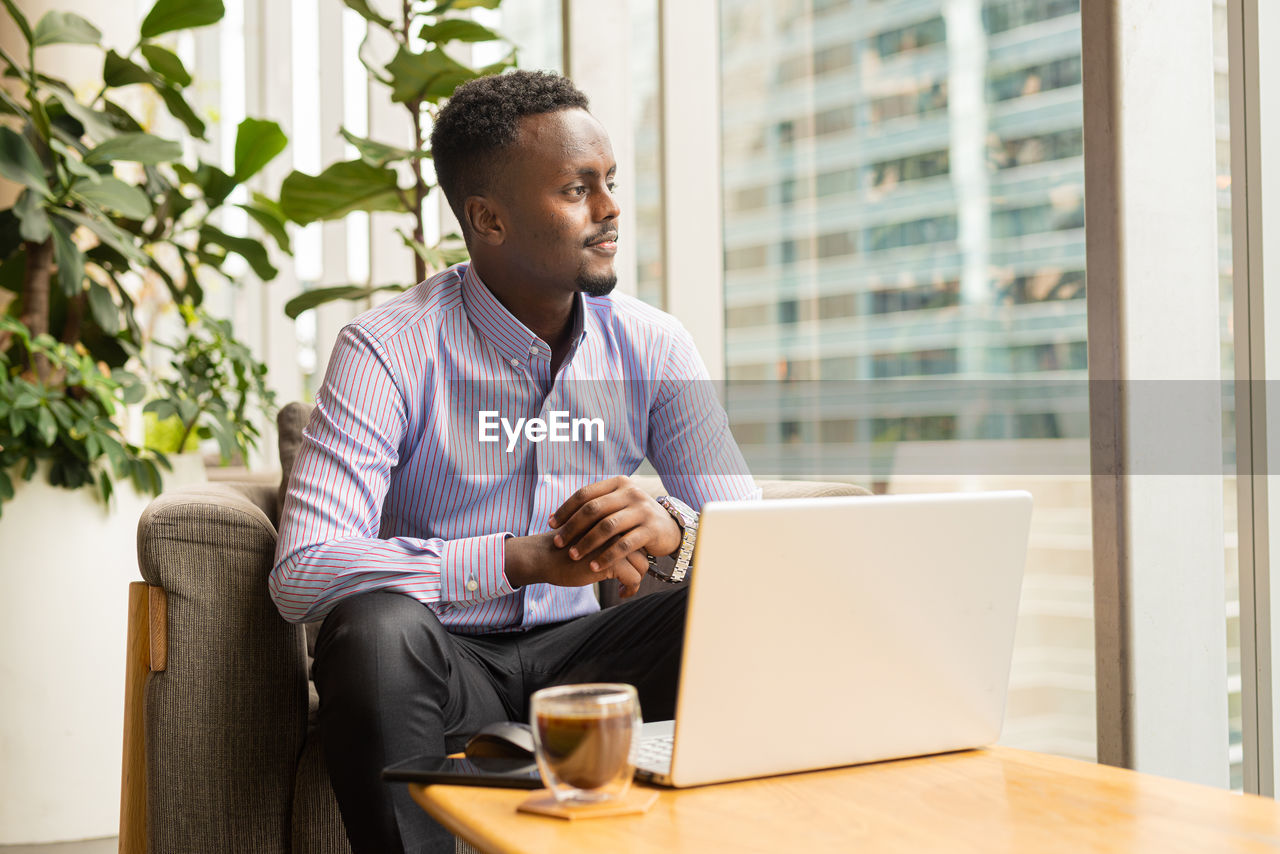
[630, 0, 665, 308]
[480, 0, 563, 72]
[719, 0, 1094, 761]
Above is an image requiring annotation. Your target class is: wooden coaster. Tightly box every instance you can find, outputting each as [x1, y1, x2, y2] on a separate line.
[517, 787, 659, 820]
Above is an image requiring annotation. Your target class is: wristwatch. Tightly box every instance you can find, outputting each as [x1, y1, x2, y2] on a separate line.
[647, 495, 698, 583]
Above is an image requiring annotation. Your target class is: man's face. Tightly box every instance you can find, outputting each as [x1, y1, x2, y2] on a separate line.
[492, 108, 620, 297]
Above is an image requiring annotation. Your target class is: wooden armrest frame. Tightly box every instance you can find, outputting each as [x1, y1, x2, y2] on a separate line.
[120, 582, 167, 854]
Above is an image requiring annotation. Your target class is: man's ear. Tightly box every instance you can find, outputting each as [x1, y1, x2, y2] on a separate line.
[465, 196, 505, 246]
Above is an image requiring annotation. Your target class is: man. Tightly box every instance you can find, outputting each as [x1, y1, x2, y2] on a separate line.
[271, 70, 757, 853]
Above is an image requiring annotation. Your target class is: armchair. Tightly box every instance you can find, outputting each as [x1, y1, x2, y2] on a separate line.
[121, 403, 868, 852]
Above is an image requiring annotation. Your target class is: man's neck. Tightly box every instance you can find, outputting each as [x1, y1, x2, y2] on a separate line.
[471, 258, 577, 353]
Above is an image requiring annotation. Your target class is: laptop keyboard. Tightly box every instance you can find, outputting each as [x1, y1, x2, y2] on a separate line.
[635, 733, 673, 773]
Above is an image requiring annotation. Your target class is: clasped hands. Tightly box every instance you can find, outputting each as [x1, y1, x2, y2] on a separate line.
[503, 476, 682, 600]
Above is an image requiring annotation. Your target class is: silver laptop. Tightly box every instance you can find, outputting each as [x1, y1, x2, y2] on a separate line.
[633, 490, 1033, 788]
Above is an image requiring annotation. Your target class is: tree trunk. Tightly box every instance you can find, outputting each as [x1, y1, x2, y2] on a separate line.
[19, 238, 54, 380]
[61, 292, 85, 346]
[20, 238, 53, 338]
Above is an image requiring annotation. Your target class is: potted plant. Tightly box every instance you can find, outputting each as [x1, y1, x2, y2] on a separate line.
[279, 0, 513, 318]
[145, 302, 278, 465]
[0, 0, 290, 842]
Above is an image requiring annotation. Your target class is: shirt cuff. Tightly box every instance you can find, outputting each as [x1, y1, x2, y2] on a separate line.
[440, 532, 516, 604]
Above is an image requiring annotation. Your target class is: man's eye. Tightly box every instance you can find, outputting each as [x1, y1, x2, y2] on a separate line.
[607, 182, 619, 193]
[568, 186, 588, 196]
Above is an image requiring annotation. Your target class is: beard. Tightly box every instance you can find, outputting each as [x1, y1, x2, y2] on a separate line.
[576, 268, 618, 297]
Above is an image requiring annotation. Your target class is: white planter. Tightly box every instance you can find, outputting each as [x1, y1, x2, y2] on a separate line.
[0, 454, 205, 844]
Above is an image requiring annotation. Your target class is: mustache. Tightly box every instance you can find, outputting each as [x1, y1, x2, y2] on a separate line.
[585, 230, 619, 246]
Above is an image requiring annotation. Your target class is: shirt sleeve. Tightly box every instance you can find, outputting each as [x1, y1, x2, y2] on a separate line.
[646, 323, 762, 510]
[269, 323, 515, 624]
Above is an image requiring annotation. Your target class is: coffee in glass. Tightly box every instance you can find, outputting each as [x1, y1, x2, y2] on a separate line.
[529, 683, 640, 804]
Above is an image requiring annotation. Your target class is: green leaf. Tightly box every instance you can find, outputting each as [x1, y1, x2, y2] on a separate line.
[35, 406, 57, 446]
[0, 247, 27, 294]
[50, 219, 85, 297]
[178, 250, 204, 305]
[139, 43, 191, 87]
[155, 81, 206, 139]
[341, 0, 393, 29]
[141, 0, 225, 39]
[232, 117, 286, 182]
[340, 127, 424, 168]
[1, 0, 32, 45]
[250, 190, 286, 219]
[83, 132, 181, 165]
[0, 87, 31, 122]
[386, 45, 476, 104]
[32, 11, 102, 46]
[96, 470, 112, 504]
[284, 283, 406, 319]
[48, 91, 117, 141]
[50, 208, 149, 265]
[51, 137, 103, 184]
[0, 468, 13, 502]
[103, 49, 152, 87]
[14, 189, 50, 243]
[0, 209, 21, 257]
[87, 280, 120, 334]
[100, 99, 145, 133]
[183, 161, 235, 204]
[279, 159, 403, 225]
[73, 176, 153, 220]
[237, 201, 291, 253]
[199, 224, 277, 281]
[398, 228, 435, 267]
[426, 0, 502, 12]
[0, 126, 51, 198]
[416, 19, 501, 44]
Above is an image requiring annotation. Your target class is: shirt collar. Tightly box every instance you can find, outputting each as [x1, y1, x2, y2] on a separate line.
[460, 262, 588, 368]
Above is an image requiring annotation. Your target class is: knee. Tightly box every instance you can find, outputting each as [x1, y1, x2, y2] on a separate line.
[314, 591, 450, 680]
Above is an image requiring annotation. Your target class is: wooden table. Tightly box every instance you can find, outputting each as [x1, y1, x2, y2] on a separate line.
[408, 747, 1280, 853]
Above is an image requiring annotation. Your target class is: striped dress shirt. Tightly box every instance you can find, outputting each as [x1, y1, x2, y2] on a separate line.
[270, 262, 759, 631]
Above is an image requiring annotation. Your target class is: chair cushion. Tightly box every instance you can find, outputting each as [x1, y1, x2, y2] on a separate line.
[277, 401, 317, 518]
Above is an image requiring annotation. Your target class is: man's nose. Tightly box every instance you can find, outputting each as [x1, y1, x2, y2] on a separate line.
[596, 187, 620, 221]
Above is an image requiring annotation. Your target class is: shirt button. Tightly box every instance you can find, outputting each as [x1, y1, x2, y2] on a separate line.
[543, 474, 553, 483]
[529, 344, 539, 354]
[465, 579, 479, 593]
[509, 358, 520, 368]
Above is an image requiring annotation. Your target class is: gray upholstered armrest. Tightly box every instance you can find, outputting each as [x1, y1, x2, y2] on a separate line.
[136, 482, 306, 854]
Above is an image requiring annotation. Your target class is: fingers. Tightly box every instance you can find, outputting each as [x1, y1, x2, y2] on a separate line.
[617, 550, 648, 599]
[610, 549, 645, 595]
[549, 476, 628, 531]
[551, 485, 638, 553]
[569, 506, 646, 561]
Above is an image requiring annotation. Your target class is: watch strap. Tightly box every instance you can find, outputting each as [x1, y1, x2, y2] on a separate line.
[650, 495, 698, 583]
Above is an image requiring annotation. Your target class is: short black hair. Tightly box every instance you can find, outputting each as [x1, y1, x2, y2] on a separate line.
[431, 70, 590, 238]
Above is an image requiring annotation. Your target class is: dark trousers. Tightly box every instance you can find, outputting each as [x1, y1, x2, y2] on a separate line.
[313, 585, 689, 854]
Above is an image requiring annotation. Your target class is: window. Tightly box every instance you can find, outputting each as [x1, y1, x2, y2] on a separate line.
[875, 16, 947, 58]
[992, 128, 1084, 170]
[721, 0, 1093, 766]
[983, 0, 1080, 35]
[988, 56, 1082, 102]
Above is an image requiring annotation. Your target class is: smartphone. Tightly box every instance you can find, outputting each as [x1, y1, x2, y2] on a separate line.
[382, 755, 544, 789]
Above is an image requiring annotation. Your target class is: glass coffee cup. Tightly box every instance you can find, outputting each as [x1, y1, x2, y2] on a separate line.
[529, 683, 641, 805]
